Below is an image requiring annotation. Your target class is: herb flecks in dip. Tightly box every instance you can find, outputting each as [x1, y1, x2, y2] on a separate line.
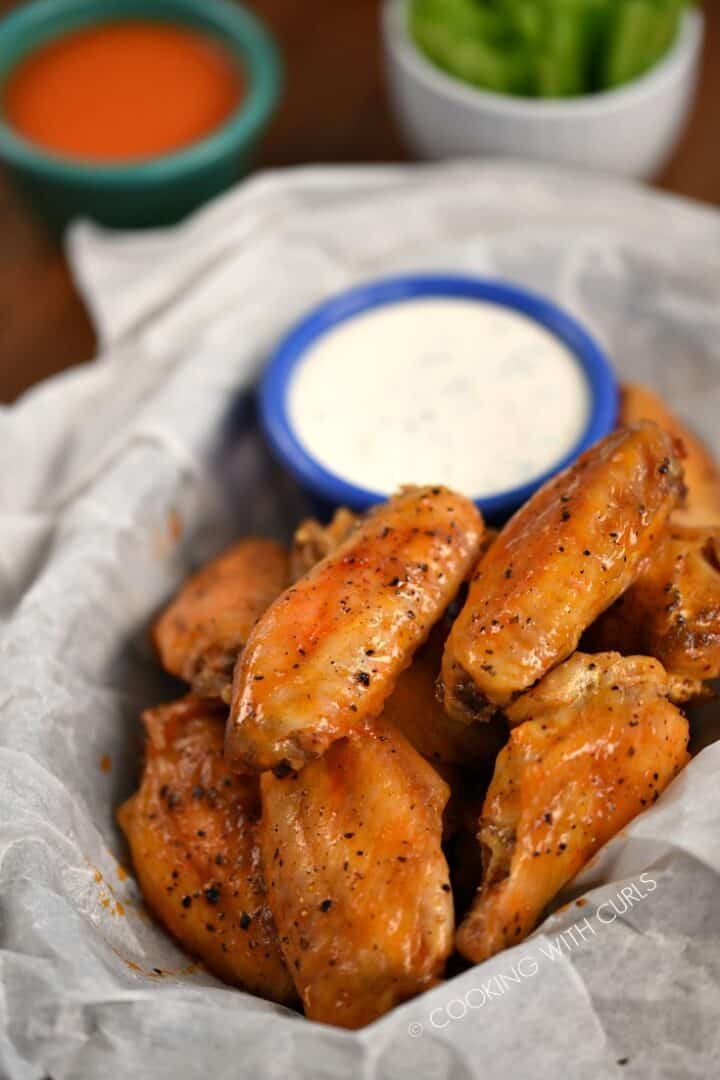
[288, 297, 591, 499]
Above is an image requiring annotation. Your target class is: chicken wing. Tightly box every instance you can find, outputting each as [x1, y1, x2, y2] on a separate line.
[289, 507, 358, 582]
[260, 719, 453, 1027]
[442, 423, 684, 721]
[456, 652, 689, 964]
[620, 383, 720, 527]
[153, 539, 289, 700]
[227, 486, 484, 773]
[589, 525, 720, 681]
[117, 697, 295, 1003]
[382, 625, 506, 769]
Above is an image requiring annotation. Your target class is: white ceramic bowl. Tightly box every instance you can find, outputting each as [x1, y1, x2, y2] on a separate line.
[382, 0, 703, 180]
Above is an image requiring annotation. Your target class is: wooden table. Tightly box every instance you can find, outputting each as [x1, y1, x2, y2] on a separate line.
[1, 0, 718, 403]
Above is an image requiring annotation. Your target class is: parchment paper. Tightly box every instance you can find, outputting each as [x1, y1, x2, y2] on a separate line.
[1, 160, 720, 1080]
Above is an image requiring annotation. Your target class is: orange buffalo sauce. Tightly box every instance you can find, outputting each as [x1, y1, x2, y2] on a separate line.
[3, 21, 244, 163]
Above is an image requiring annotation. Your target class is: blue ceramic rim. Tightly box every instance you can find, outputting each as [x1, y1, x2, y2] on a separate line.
[0, 0, 281, 185]
[259, 274, 619, 518]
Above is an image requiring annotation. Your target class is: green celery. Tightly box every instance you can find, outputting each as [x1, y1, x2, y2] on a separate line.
[534, 1, 596, 97]
[408, 0, 690, 98]
[603, 0, 685, 88]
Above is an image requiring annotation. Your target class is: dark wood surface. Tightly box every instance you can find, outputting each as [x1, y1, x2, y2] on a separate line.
[1, 0, 718, 403]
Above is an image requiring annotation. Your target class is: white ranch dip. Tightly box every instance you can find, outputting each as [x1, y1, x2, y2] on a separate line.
[287, 297, 591, 499]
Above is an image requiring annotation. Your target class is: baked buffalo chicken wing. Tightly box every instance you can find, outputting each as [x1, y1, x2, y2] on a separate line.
[589, 525, 720, 681]
[620, 383, 720, 527]
[289, 507, 359, 582]
[442, 423, 685, 721]
[118, 697, 295, 1003]
[227, 486, 484, 773]
[382, 625, 506, 769]
[260, 719, 453, 1027]
[456, 652, 689, 964]
[153, 538, 289, 701]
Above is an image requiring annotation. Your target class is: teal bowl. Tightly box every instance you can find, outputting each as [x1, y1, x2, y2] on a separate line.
[0, 0, 281, 229]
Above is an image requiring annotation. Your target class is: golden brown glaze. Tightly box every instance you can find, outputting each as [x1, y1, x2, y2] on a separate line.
[227, 486, 484, 773]
[383, 626, 506, 768]
[260, 720, 453, 1028]
[117, 698, 295, 1003]
[589, 525, 720, 681]
[153, 539, 289, 701]
[289, 507, 358, 582]
[442, 424, 684, 720]
[620, 383, 720, 527]
[456, 652, 689, 964]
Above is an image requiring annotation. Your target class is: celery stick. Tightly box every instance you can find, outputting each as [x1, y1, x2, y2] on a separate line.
[411, 1, 531, 93]
[408, 0, 689, 99]
[411, 0, 504, 40]
[603, 0, 684, 88]
[535, 2, 592, 97]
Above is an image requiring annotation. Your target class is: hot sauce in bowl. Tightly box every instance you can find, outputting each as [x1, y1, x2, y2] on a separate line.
[3, 20, 245, 163]
[0, 0, 279, 227]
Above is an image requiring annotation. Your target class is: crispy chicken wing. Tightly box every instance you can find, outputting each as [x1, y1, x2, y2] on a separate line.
[442, 423, 684, 721]
[260, 720, 453, 1027]
[589, 525, 720, 681]
[227, 486, 484, 773]
[383, 626, 506, 768]
[456, 652, 689, 964]
[621, 383, 720, 527]
[290, 507, 358, 582]
[153, 539, 289, 701]
[117, 697, 295, 1003]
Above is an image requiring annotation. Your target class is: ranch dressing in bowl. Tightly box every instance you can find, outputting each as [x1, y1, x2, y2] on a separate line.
[288, 297, 590, 499]
[260, 275, 617, 516]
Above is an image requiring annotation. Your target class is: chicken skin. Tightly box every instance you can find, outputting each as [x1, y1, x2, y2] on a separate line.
[589, 525, 720, 681]
[227, 486, 484, 773]
[118, 697, 295, 1003]
[153, 539, 289, 701]
[442, 423, 684, 722]
[260, 720, 453, 1028]
[456, 653, 690, 964]
[382, 625, 506, 769]
[289, 507, 358, 582]
[620, 383, 720, 527]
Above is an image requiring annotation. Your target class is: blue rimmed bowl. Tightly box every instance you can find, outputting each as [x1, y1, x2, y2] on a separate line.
[260, 274, 618, 521]
[0, 0, 281, 229]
